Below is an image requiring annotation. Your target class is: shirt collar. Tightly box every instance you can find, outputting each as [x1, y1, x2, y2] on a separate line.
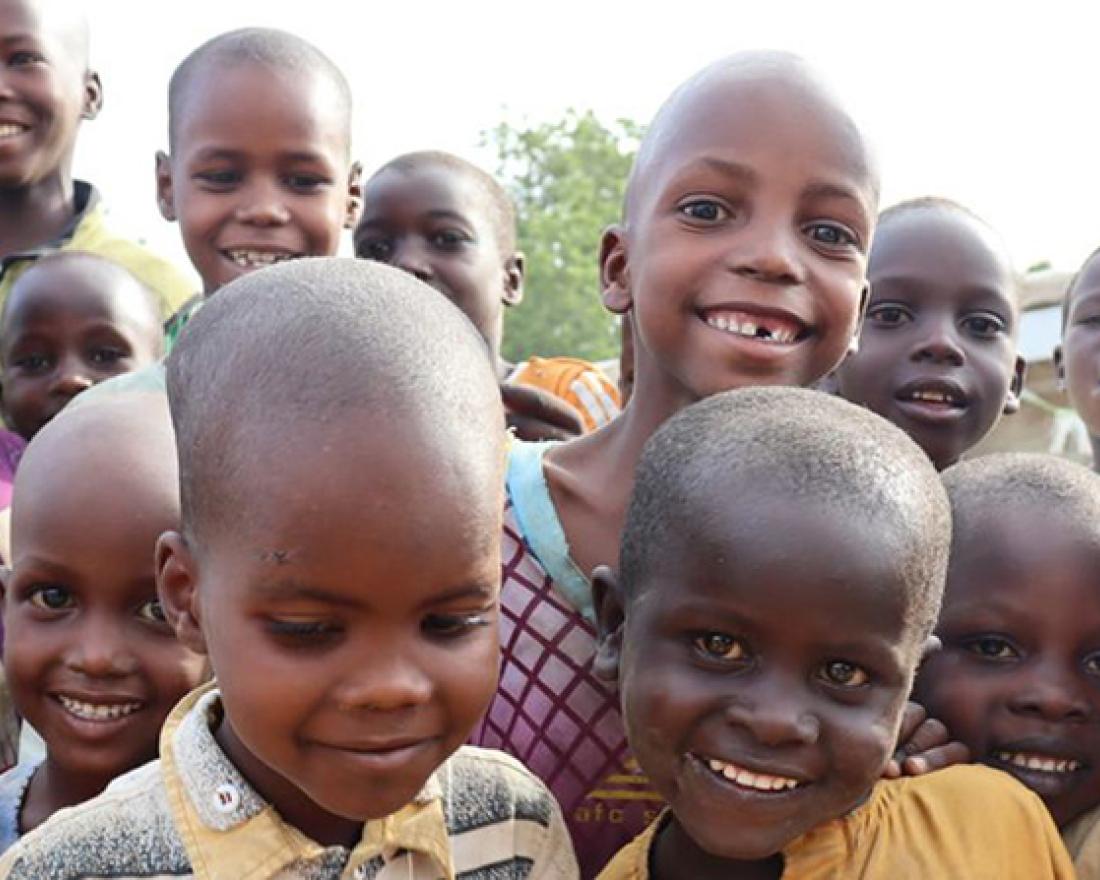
[160, 685, 456, 880]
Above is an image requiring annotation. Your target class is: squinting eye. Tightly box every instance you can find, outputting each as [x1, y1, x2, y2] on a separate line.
[678, 200, 728, 223]
[357, 239, 394, 261]
[89, 348, 126, 366]
[965, 636, 1019, 662]
[693, 632, 746, 661]
[29, 585, 73, 611]
[136, 599, 167, 624]
[423, 612, 491, 638]
[819, 660, 869, 688]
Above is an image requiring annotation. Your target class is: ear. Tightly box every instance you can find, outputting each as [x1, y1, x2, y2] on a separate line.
[501, 252, 525, 307]
[1053, 344, 1066, 390]
[156, 531, 208, 656]
[848, 281, 871, 356]
[1003, 355, 1027, 415]
[600, 225, 632, 315]
[155, 151, 177, 222]
[343, 161, 363, 230]
[591, 565, 626, 686]
[81, 70, 103, 121]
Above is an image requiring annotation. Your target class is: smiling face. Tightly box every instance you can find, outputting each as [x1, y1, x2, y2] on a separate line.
[603, 64, 876, 411]
[836, 207, 1022, 470]
[158, 413, 503, 840]
[915, 503, 1100, 827]
[355, 164, 520, 356]
[2, 396, 206, 789]
[1061, 254, 1100, 439]
[0, 255, 164, 440]
[157, 61, 359, 295]
[609, 490, 916, 863]
[0, 0, 99, 189]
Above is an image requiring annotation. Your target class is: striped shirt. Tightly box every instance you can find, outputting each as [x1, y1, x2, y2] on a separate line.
[0, 687, 578, 880]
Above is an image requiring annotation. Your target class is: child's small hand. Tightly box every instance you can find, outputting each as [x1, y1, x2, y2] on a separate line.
[884, 701, 970, 778]
[501, 383, 585, 441]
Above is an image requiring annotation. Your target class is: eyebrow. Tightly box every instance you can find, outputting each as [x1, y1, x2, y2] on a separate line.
[189, 148, 331, 165]
[691, 156, 759, 186]
[801, 180, 871, 214]
[250, 580, 494, 610]
[359, 209, 474, 229]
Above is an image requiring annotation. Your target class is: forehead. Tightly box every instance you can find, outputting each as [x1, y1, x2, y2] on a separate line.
[630, 71, 876, 222]
[1070, 253, 1100, 303]
[0, 0, 83, 52]
[174, 62, 349, 157]
[869, 209, 1015, 306]
[364, 165, 490, 224]
[4, 261, 150, 331]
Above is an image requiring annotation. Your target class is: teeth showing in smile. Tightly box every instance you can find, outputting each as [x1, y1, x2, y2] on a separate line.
[705, 757, 801, 792]
[57, 695, 142, 721]
[996, 751, 1081, 774]
[705, 313, 799, 344]
[225, 249, 297, 269]
[0, 123, 26, 139]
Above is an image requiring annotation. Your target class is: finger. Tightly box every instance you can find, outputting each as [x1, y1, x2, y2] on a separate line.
[901, 741, 971, 776]
[506, 414, 579, 442]
[898, 717, 949, 758]
[501, 384, 585, 434]
[894, 701, 928, 748]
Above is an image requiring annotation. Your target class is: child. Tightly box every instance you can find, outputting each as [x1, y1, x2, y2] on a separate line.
[834, 198, 1025, 469]
[1056, 247, 1100, 469]
[0, 391, 207, 850]
[914, 453, 1100, 876]
[0, 0, 191, 317]
[595, 388, 1072, 878]
[469, 51, 931, 874]
[355, 150, 619, 439]
[0, 259, 577, 878]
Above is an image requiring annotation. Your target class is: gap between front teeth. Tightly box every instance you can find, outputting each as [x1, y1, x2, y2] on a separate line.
[705, 315, 797, 344]
[997, 751, 1080, 774]
[706, 757, 801, 791]
[57, 695, 141, 721]
[907, 390, 956, 404]
[227, 250, 296, 269]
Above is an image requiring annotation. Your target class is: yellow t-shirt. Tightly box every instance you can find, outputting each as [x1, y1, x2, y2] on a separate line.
[598, 765, 1074, 879]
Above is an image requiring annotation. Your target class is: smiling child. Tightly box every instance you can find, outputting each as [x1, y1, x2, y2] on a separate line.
[835, 198, 1025, 469]
[0, 390, 206, 851]
[915, 453, 1100, 876]
[0, 258, 576, 879]
[595, 388, 1072, 879]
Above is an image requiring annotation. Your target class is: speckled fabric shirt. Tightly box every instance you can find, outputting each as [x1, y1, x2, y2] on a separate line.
[0, 686, 578, 880]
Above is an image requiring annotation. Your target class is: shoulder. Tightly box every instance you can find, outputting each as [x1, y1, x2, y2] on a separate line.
[438, 745, 560, 829]
[0, 761, 190, 880]
[596, 814, 663, 880]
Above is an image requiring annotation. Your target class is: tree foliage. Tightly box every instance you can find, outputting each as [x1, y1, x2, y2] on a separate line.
[485, 110, 642, 363]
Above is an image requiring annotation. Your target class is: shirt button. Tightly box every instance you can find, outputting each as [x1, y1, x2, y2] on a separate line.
[353, 865, 368, 880]
[213, 783, 240, 814]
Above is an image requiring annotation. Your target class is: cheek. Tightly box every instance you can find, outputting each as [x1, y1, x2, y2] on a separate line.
[914, 655, 996, 747]
[138, 640, 208, 704]
[434, 632, 500, 733]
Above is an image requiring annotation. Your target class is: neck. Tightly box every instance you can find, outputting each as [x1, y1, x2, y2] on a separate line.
[653, 816, 784, 880]
[21, 755, 117, 835]
[0, 172, 77, 260]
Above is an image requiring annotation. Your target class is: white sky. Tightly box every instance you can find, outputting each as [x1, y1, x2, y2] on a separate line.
[75, 0, 1100, 288]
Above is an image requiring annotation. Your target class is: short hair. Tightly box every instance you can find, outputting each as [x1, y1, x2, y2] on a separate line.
[943, 453, 1100, 543]
[369, 151, 517, 255]
[165, 258, 502, 542]
[1063, 246, 1100, 329]
[167, 28, 352, 151]
[621, 387, 951, 641]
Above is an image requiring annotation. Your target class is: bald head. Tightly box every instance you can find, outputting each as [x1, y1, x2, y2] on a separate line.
[625, 51, 878, 222]
[166, 258, 504, 541]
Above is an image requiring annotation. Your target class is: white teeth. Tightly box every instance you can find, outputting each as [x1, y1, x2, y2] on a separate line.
[57, 695, 142, 721]
[226, 249, 297, 269]
[705, 315, 799, 344]
[909, 389, 953, 404]
[704, 755, 801, 792]
[0, 123, 25, 139]
[996, 751, 1081, 774]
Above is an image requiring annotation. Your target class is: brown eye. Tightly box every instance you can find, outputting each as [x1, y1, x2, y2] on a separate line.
[820, 660, 869, 688]
[29, 585, 73, 611]
[693, 632, 746, 661]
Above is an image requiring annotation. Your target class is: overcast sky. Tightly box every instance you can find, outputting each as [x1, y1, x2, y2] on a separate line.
[75, 0, 1099, 287]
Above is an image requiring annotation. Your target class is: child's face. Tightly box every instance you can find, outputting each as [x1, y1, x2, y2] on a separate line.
[2, 427, 206, 785]
[836, 209, 1023, 470]
[602, 493, 915, 861]
[1060, 255, 1100, 436]
[159, 416, 502, 831]
[157, 63, 360, 295]
[0, 260, 163, 440]
[915, 507, 1100, 827]
[604, 72, 875, 405]
[354, 165, 520, 354]
[0, 0, 100, 188]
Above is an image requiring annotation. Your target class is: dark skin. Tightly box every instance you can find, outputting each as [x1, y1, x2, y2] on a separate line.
[1056, 253, 1100, 470]
[836, 207, 1025, 470]
[594, 489, 928, 880]
[0, 0, 101, 259]
[915, 502, 1100, 828]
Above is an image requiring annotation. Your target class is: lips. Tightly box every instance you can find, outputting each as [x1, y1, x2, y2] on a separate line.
[894, 377, 968, 410]
[987, 740, 1090, 797]
[699, 305, 809, 345]
[52, 692, 146, 724]
[220, 248, 301, 270]
[0, 122, 28, 140]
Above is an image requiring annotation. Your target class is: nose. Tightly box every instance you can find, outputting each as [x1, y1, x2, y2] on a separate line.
[911, 314, 965, 366]
[723, 682, 820, 747]
[234, 179, 291, 227]
[728, 218, 803, 286]
[64, 614, 137, 679]
[332, 649, 433, 713]
[391, 238, 434, 283]
[49, 354, 93, 398]
[1007, 662, 1092, 724]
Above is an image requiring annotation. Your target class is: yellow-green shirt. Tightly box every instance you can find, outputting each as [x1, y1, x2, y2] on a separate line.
[598, 765, 1073, 879]
[0, 181, 194, 319]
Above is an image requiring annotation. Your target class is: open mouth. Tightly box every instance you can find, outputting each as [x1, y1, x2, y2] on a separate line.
[221, 249, 300, 270]
[894, 379, 968, 410]
[55, 694, 144, 722]
[0, 122, 28, 140]
[993, 751, 1082, 776]
[699, 754, 805, 793]
[701, 308, 807, 345]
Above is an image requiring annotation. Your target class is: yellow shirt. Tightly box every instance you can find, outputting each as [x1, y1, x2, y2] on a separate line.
[598, 765, 1074, 879]
[1063, 802, 1100, 878]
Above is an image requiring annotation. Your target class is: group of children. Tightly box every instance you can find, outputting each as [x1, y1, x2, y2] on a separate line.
[0, 1, 1094, 878]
